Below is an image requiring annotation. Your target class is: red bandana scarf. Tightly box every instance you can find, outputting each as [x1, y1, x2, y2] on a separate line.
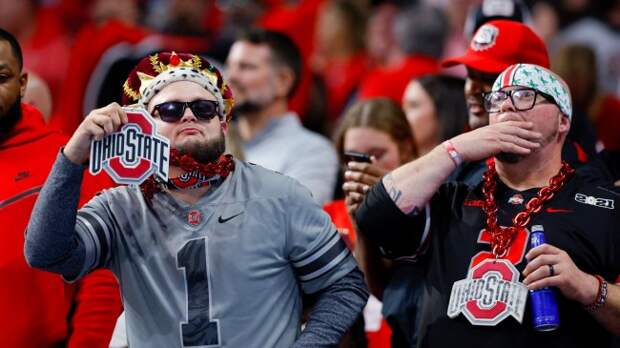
[140, 149, 235, 200]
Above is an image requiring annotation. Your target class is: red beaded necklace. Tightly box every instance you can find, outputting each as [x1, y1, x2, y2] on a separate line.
[140, 149, 235, 199]
[481, 159, 574, 258]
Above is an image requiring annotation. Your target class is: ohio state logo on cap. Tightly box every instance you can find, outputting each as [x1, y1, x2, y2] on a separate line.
[448, 259, 528, 326]
[471, 24, 499, 51]
[89, 107, 170, 185]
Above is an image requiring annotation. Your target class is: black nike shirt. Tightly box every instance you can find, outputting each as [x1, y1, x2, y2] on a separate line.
[356, 171, 620, 348]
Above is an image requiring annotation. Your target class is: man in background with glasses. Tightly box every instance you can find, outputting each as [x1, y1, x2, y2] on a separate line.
[355, 63, 620, 347]
[24, 51, 368, 348]
[441, 20, 551, 188]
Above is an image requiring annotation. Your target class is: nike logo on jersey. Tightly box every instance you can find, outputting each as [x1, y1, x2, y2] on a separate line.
[575, 193, 615, 209]
[545, 207, 573, 213]
[464, 199, 484, 207]
[218, 212, 244, 223]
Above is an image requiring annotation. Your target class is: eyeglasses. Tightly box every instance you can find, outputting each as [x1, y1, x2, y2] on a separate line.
[482, 88, 554, 113]
[153, 100, 220, 122]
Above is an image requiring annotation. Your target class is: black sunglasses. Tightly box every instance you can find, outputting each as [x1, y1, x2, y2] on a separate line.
[153, 100, 221, 123]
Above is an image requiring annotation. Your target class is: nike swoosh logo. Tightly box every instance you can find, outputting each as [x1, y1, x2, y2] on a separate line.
[218, 212, 244, 223]
[546, 208, 573, 213]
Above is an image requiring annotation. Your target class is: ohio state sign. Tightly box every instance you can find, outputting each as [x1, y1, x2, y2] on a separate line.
[89, 107, 170, 185]
[447, 258, 528, 326]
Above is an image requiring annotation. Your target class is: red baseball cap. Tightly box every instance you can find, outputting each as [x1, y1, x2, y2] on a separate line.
[442, 20, 549, 74]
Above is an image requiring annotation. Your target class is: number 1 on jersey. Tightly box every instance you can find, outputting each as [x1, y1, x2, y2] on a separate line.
[177, 238, 220, 347]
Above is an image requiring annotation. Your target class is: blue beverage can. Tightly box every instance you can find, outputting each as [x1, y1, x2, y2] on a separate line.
[529, 225, 560, 331]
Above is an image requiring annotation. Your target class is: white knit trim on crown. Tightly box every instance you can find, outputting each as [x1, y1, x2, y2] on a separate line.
[138, 67, 225, 118]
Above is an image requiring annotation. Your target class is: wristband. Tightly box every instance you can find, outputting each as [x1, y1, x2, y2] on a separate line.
[442, 140, 463, 167]
[584, 275, 608, 312]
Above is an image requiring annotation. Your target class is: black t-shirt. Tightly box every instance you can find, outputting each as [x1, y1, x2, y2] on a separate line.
[356, 172, 620, 348]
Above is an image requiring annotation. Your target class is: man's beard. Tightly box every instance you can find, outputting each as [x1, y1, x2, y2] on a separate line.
[495, 127, 558, 164]
[230, 86, 276, 117]
[176, 129, 226, 164]
[0, 97, 22, 139]
[232, 100, 263, 115]
[496, 152, 523, 164]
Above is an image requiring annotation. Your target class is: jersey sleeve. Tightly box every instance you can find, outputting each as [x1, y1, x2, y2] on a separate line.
[285, 181, 358, 294]
[24, 152, 117, 282]
[70, 190, 119, 281]
[354, 179, 429, 259]
[355, 179, 470, 260]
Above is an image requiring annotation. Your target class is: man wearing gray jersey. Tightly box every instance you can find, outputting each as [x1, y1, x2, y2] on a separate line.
[24, 51, 368, 348]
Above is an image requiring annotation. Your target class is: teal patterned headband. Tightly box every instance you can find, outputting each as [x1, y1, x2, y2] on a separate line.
[492, 63, 572, 120]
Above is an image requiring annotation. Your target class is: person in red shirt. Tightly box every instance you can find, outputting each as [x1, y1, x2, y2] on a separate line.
[357, 4, 447, 103]
[441, 19, 550, 131]
[0, 1, 72, 112]
[0, 28, 121, 348]
[311, 0, 369, 124]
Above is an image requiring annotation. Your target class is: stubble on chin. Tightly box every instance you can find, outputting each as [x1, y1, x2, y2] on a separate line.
[175, 130, 226, 164]
[0, 97, 22, 142]
[232, 88, 275, 117]
[233, 101, 262, 116]
[495, 127, 556, 164]
[496, 152, 523, 164]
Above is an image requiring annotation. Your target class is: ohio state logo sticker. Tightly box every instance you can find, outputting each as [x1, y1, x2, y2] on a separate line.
[508, 194, 524, 205]
[89, 107, 170, 185]
[471, 24, 499, 51]
[447, 259, 528, 326]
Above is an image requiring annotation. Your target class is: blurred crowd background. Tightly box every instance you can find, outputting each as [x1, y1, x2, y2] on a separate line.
[2, 0, 618, 149]
[2, 1, 620, 347]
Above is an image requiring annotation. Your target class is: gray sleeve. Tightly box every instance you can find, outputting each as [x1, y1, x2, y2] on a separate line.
[292, 268, 369, 348]
[24, 151, 107, 281]
[286, 181, 358, 294]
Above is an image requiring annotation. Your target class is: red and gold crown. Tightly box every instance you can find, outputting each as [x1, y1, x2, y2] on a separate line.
[122, 52, 234, 122]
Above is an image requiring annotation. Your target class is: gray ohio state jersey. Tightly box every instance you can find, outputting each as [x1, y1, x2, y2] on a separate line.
[74, 160, 356, 348]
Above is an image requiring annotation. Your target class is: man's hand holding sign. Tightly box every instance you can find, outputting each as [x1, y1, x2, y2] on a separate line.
[64, 103, 170, 185]
[65, 102, 127, 165]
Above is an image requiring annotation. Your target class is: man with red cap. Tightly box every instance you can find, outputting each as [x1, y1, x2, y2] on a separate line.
[356, 4, 446, 103]
[442, 19, 550, 131]
[442, 19, 613, 188]
[24, 51, 368, 347]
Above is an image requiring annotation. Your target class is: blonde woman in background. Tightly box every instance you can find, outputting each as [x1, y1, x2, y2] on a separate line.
[325, 98, 417, 347]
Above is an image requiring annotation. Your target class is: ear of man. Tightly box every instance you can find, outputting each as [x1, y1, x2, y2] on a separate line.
[558, 112, 571, 134]
[274, 66, 295, 99]
[19, 71, 28, 98]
